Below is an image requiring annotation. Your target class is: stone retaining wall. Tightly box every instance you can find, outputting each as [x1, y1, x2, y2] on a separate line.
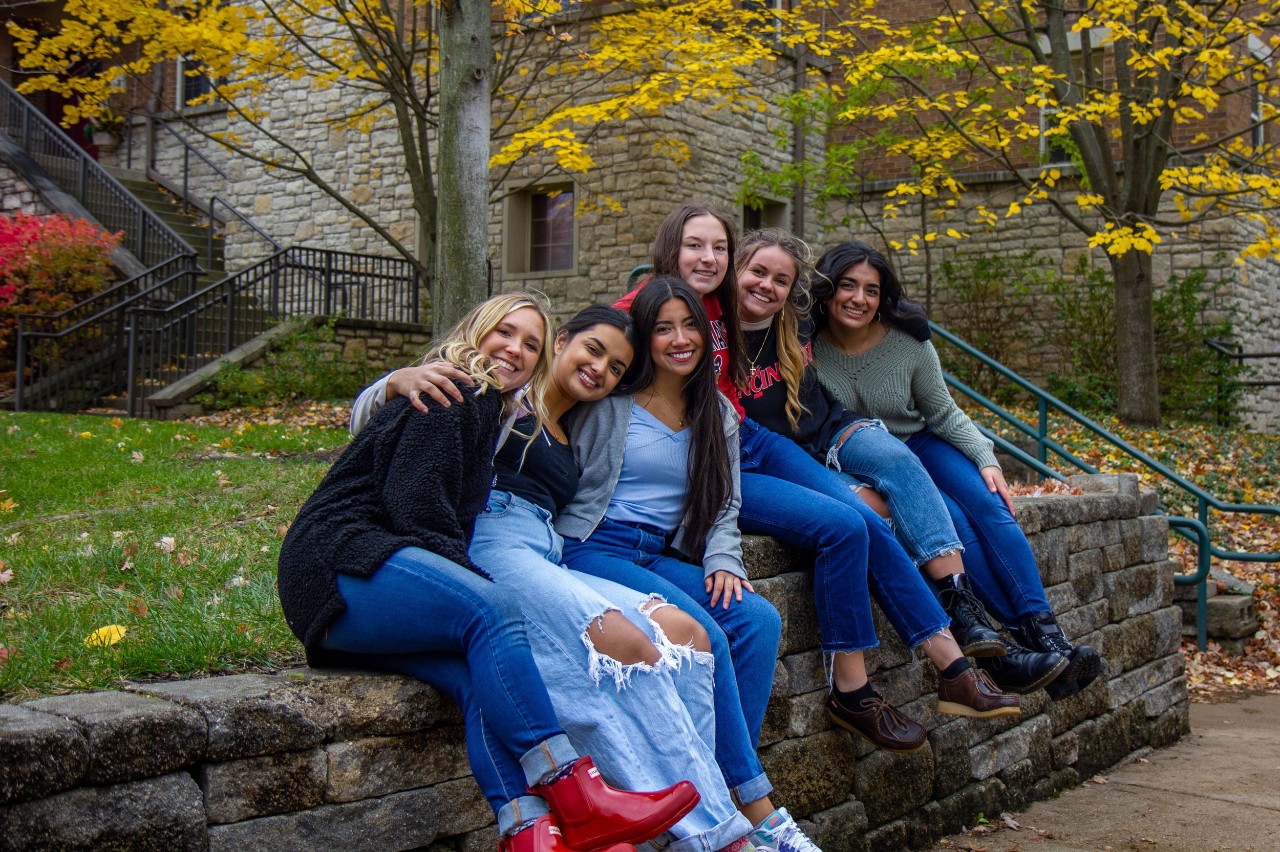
[0, 473, 1189, 851]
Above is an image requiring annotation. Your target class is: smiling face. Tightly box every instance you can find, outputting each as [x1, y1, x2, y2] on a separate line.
[551, 323, 634, 403]
[477, 305, 545, 392]
[677, 214, 730, 295]
[650, 297, 704, 379]
[825, 261, 882, 333]
[737, 244, 798, 324]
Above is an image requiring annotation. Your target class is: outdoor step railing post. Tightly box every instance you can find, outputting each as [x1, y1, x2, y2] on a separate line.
[14, 317, 25, 412]
[1037, 397, 1049, 474]
[125, 318, 138, 418]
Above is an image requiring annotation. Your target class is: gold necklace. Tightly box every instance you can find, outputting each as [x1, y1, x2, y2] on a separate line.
[639, 391, 688, 428]
[747, 325, 772, 378]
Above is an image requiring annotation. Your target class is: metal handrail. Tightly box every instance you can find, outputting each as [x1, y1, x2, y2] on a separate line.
[208, 196, 281, 268]
[931, 322, 1280, 649]
[124, 246, 420, 417]
[0, 77, 194, 267]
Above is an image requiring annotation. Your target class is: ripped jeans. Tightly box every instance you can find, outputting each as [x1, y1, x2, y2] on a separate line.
[471, 490, 751, 852]
[826, 419, 965, 568]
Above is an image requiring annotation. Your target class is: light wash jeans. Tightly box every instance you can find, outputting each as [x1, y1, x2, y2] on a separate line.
[739, 418, 952, 649]
[826, 419, 966, 567]
[471, 491, 752, 852]
[563, 518, 779, 808]
[322, 547, 576, 835]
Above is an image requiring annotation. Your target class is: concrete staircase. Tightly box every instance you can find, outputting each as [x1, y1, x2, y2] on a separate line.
[106, 169, 225, 291]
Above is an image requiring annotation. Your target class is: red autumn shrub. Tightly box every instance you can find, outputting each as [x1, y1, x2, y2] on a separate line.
[0, 213, 121, 386]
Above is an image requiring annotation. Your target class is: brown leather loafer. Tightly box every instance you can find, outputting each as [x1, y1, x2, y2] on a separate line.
[827, 690, 928, 752]
[937, 666, 1021, 718]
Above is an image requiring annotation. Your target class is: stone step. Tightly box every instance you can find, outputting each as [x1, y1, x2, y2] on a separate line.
[1179, 592, 1258, 647]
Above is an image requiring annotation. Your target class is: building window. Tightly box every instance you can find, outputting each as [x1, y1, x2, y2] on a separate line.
[1038, 35, 1105, 166]
[1251, 81, 1264, 152]
[505, 185, 575, 275]
[743, 199, 790, 232]
[177, 57, 214, 109]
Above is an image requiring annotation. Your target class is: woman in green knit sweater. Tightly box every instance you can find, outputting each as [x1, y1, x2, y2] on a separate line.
[810, 241, 1104, 700]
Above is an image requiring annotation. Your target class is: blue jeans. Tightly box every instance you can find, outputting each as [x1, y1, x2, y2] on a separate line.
[470, 491, 751, 851]
[905, 430, 1053, 624]
[322, 547, 576, 835]
[828, 420, 966, 567]
[563, 519, 779, 807]
[738, 418, 951, 649]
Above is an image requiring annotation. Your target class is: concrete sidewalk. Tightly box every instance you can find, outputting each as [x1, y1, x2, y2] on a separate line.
[930, 693, 1280, 851]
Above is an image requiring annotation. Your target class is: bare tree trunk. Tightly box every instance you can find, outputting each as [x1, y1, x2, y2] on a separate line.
[1111, 250, 1161, 424]
[436, 0, 492, 336]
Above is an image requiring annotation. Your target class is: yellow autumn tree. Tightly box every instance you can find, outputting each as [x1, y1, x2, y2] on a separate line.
[752, 0, 1280, 424]
[9, 0, 796, 330]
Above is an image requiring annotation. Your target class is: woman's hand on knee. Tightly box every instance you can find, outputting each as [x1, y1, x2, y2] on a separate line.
[981, 465, 1015, 514]
[706, 570, 753, 610]
[388, 363, 473, 413]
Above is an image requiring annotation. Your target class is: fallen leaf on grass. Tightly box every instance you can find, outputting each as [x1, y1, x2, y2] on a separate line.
[85, 625, 127, 647]
[0, 646, 13, 665]
[53, 657, 71, 671]
[155, 536, 176, 553]
[129, 597, 149, 618]
[163, 586, 184, 601]
[0, 497, 17, 513]
[131, 451, 144, 464]
[0, 567, 12, 585]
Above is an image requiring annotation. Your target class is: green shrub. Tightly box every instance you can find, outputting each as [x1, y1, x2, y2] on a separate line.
[196, 318, 376, 409]
[933, 251, 1039, 403]
[1041, 257, 1246, 423]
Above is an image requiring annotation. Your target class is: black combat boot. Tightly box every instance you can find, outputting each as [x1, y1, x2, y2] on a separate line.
[976, 637, 1069, 694]
[1013, 611, 1105, 700]
[935, 573, 1005, 657]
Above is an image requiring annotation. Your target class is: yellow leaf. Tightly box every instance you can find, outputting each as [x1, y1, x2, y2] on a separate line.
[85, 625, 127, 647]
[78, 431, 94, 439]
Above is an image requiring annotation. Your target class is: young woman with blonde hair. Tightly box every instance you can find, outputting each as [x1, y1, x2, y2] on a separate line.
[279, 294, 699, 852]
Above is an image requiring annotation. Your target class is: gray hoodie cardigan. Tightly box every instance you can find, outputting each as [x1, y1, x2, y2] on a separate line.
[554, 393, 746, 581]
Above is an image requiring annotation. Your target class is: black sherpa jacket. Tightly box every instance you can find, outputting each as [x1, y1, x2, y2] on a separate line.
[277, 383, 501, 664]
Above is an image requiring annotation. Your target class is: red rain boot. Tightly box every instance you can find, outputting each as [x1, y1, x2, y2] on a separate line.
[532, 756, 699, 851]
[497, 814, 635, 852]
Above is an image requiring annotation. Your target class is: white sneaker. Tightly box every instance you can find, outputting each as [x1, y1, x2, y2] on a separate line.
[747, 807, 821, 852]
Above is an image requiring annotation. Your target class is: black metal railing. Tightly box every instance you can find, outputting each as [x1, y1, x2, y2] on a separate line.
[124, 247, 419, 416]
[0, 77, 193, 267]
[15, 257, 200, 412]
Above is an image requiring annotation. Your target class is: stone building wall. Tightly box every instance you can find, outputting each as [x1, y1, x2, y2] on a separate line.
[112, 13, 807, 320]
[824, 179, 1280, 432]
[0, 161, 52, 216]
[0, 474, 1190, 852]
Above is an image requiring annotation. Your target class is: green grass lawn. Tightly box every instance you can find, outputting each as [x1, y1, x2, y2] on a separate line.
[0, 411, 351, 700]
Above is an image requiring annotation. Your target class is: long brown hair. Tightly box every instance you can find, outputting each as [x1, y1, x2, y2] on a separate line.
[648, 204, 746, 388]
[737, 227, 814, 433]
[627, 277, 732, 559]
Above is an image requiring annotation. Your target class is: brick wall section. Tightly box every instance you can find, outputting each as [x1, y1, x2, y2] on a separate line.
[0, 474, 1190, 852]
[0, 162, 52, 215]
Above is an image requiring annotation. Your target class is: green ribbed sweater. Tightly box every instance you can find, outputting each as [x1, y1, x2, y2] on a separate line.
[812, 327, 998, 470]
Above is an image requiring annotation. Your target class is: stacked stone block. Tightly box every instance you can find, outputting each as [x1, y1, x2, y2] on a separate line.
[0, 474, 1189, 851]
[0, 162, 52, 215]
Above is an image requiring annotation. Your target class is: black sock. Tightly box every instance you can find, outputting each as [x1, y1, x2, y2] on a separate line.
[834, 681, 877, 707]
[941, 657, 972, 680]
